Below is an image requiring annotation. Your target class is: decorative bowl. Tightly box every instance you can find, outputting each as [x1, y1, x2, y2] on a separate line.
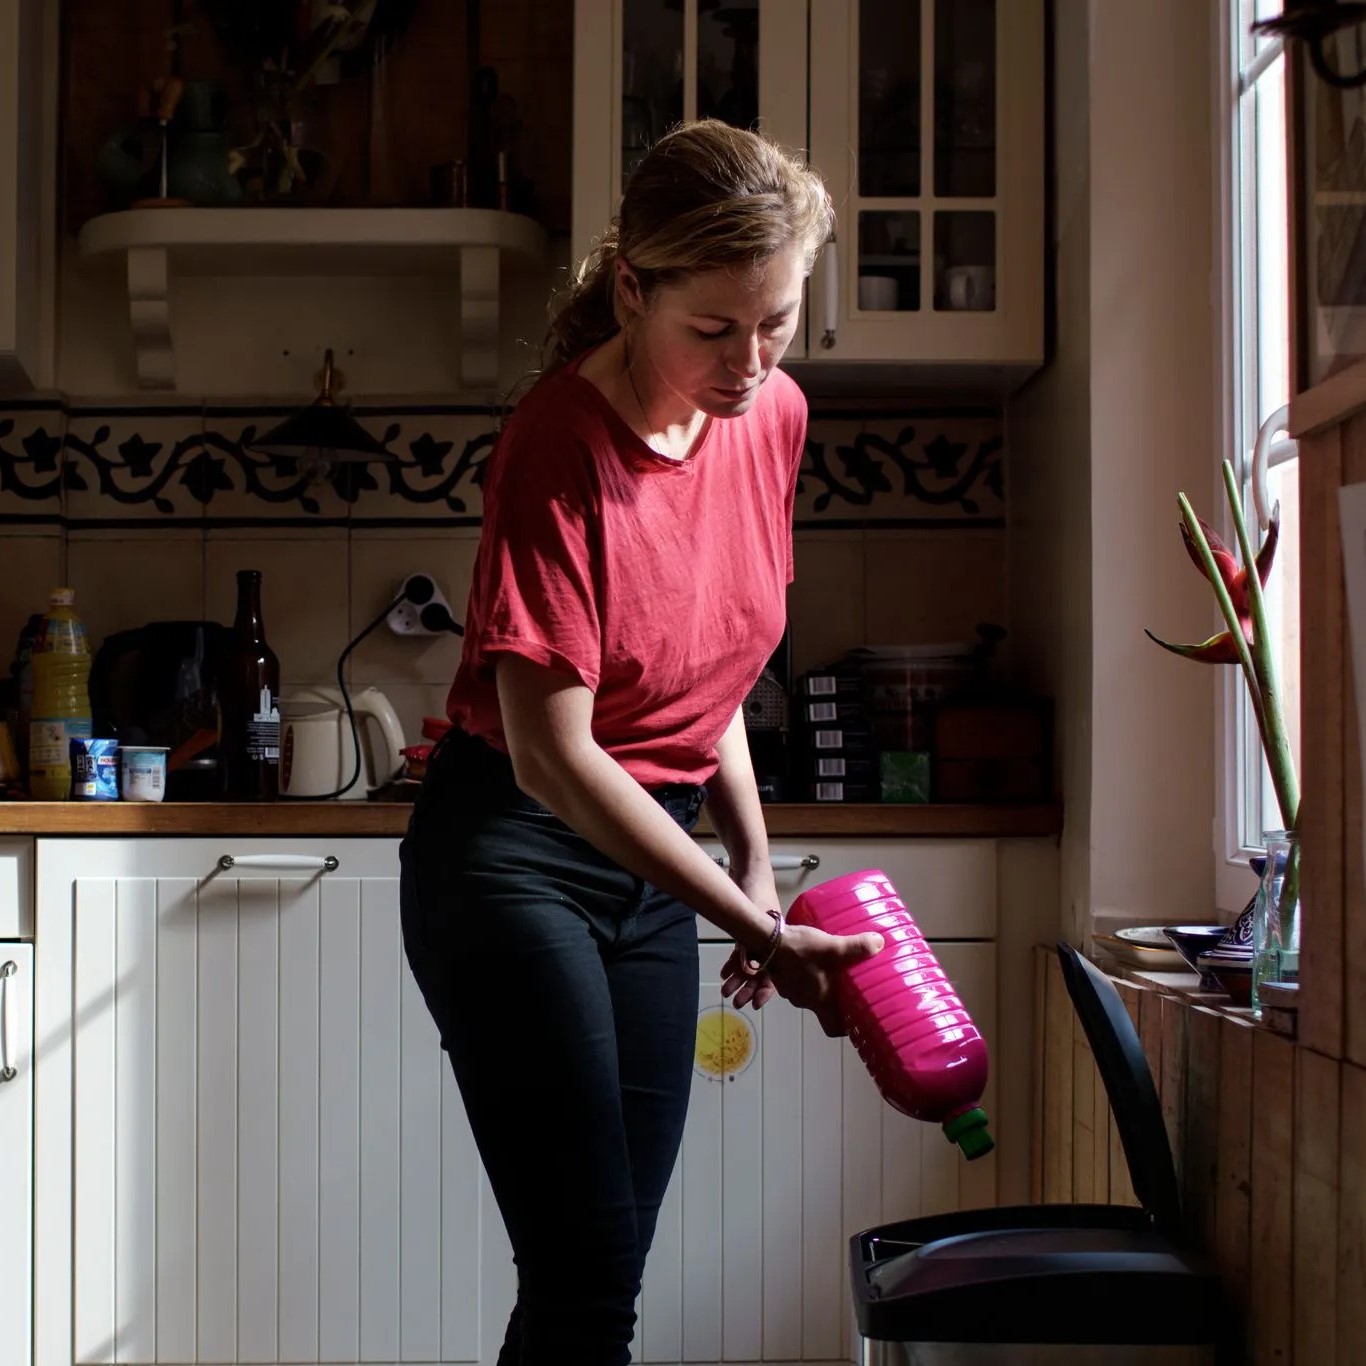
[1162, 925, 1234, 987]
[1197, 949, 1254, 1006]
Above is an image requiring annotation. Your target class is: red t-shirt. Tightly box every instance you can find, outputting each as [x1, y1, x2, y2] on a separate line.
[446, 351, 805, 787]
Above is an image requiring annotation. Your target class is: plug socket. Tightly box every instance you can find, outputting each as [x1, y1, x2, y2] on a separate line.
[387, 573, 458, 637]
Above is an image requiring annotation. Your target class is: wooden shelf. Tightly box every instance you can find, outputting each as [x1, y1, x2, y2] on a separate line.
[0, 800, 1064, 839]
[75, 207, 548, 392]
[1289, 352, 1366, 436]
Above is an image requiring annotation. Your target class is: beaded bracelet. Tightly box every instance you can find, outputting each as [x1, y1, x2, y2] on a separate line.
[741, 908, 786, 976]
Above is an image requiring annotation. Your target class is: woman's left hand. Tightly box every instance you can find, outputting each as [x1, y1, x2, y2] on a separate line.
[719, 862, 782, 1010]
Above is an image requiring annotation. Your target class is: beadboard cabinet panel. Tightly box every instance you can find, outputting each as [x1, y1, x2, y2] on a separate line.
[36, 837, 1000, 1366]
[0, 944, 34, 1366]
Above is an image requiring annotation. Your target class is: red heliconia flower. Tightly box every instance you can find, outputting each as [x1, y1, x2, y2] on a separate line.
[1145, 504, 1280, 665]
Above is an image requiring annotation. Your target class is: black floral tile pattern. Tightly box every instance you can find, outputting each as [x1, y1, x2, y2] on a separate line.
[0, 399, 1005, 530]
[0, 406, 66, 524]
[796, 415, 1005, 527]
[64, 410, 208, 522]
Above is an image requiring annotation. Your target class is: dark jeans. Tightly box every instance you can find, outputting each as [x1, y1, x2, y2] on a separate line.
[398, 728, 705, 1366]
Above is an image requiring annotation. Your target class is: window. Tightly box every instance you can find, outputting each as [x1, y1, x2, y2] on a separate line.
[1219, 0, 1301, 888]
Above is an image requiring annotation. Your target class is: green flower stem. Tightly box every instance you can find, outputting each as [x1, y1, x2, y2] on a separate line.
[1220, 461, 1301, 832]
[1177, 494, 1295, 838]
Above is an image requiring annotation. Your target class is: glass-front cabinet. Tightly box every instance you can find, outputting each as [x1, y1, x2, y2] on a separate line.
[806, 0, 1043, 367]
[574, 0, 810, 355]
[573, 0, 1042, 372]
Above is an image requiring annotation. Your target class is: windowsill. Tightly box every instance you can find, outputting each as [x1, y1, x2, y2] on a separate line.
[1122, 966, 1259, 1022]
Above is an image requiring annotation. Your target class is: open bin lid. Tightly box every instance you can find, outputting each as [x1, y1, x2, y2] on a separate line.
[1056, 941, 1183, 1235]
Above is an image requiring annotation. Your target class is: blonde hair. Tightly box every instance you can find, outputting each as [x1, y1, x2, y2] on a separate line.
[544, 119, 834, 369]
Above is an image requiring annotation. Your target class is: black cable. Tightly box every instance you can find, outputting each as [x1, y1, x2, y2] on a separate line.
[280, 590, 408, 802]
[279, 579, 462, 801]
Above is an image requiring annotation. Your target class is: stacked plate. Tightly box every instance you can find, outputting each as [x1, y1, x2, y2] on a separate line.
[1093, 926, 1192, 972]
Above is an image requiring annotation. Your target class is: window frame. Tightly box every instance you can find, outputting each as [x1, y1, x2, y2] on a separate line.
[1214, 0, 1299, 914]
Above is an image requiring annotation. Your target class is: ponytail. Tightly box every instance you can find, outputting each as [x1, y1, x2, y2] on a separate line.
[543, 221, 624, 371]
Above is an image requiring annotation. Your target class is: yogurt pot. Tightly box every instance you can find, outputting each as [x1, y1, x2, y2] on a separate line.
[71, 737, 120, 800]
[119, 746, 169, 802]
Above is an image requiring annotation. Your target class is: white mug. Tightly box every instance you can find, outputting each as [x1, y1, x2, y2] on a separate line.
[945, 264, 995, 311]
[858, 274, 899, 311]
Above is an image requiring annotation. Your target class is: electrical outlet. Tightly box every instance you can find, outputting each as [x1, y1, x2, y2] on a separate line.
[386, 572, 460, 637]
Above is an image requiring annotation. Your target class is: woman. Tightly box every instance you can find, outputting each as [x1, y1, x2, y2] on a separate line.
[399, 119, 883, 1365]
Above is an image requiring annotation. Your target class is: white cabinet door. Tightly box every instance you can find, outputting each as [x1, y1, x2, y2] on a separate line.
[0, 944, 33, 1366]
[636, 938, 996, 1364]
[34, 837, 515, 1366]
[806, 0, 1043, 370]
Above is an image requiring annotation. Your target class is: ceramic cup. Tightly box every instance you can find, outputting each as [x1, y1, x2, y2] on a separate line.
[858, 274, 899, 311]
[945, 264, 995, 311]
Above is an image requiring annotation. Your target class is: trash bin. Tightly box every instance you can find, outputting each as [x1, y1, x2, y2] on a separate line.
[848, 942, 1235, 1366]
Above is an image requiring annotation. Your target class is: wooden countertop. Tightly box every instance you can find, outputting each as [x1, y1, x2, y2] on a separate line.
[0, 800, 1064, 839]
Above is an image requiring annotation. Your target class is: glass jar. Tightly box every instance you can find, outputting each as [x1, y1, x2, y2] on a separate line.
[1251, 828, 1301, 1015]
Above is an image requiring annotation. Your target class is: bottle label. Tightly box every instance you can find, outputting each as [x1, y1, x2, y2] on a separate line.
[30, 717, 93, 769]
[247, 687, 280, 762]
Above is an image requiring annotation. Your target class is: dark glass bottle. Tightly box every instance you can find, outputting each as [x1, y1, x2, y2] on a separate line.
[221, 569, 281, 801]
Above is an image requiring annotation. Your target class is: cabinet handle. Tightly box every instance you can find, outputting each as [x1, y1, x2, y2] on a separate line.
[0, 960, 17, 1083]
[820, 238, 838, 349]
[770, 853, 821, 871]
[712, 853, 820, 872]
[217, 854, 340, 873]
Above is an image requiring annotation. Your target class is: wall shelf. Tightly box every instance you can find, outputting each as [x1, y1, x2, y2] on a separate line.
[76, 207, 549, 392]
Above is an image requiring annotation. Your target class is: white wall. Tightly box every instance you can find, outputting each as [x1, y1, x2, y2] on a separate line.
[1009, 0, 1221, 943]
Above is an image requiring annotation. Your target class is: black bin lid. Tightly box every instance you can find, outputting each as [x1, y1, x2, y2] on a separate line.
[1057, 940, 1183, 1234]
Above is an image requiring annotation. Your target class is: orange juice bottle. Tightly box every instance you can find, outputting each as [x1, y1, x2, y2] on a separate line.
[28, 589, 93, 800]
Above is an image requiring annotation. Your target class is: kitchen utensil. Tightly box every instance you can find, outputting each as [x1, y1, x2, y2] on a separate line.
[279, 685, 405, 799]
[88, 621, 232, 801]
[1093, 928, 1188, 971]
[1161, 924, 1232, 988]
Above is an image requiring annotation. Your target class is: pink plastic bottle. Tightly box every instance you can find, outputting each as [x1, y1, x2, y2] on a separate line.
[787, 868, 994, 1160]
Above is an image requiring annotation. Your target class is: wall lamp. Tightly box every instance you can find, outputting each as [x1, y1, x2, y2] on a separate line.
[252, 348, 392, 476]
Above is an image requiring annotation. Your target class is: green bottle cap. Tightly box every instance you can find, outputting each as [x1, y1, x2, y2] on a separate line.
[943, 1107, 995, 1160]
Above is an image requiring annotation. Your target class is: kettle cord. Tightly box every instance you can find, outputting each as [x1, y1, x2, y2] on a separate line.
[279, 590, 409, 802]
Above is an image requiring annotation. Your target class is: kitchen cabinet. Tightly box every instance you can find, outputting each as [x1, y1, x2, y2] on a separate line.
[572, 0, 811, 358]
[34, 837, 518, 1366]
[636, 937, 995, 1364]
[806, 0, 1043, 371]
[33, 834, 998, 1366]
[0, 944, 33, 1366]
[0, 0, 54, 390]
[572, 0, 1043, 378]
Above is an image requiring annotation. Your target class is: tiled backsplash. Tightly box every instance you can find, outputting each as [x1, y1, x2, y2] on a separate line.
[0, 398, 1006, 746]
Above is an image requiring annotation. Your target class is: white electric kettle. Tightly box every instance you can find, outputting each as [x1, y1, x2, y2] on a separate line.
[278, 686, 406, 800]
